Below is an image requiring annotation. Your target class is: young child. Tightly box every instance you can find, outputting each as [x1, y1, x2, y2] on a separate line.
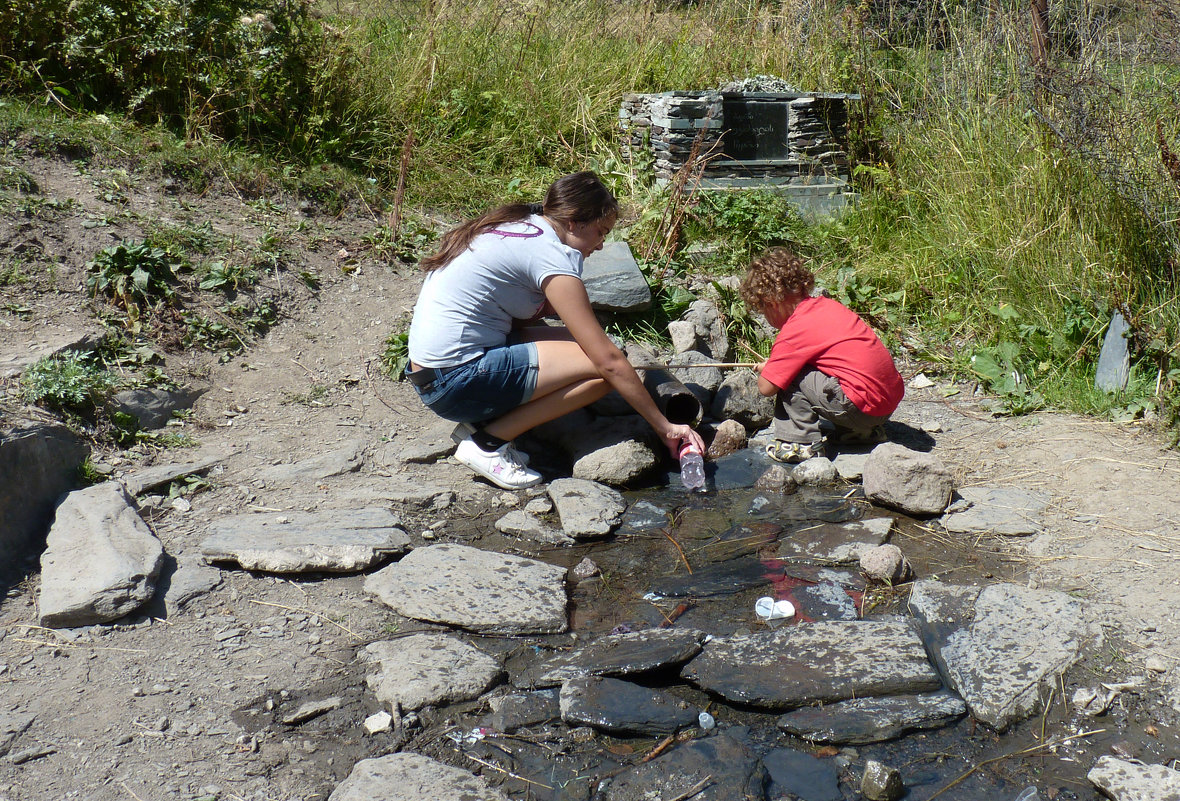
[739, 247, 905, 463]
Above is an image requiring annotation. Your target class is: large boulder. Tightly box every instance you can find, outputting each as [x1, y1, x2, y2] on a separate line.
[682, 300, 731, 361]
[548, 478, 627, 539]
[863, 443, 954, 515]
[710, 371, 774, 430]
[0, 420, 88, 564]
[108, 386, 204, 430]
[38, 482, 164, 627]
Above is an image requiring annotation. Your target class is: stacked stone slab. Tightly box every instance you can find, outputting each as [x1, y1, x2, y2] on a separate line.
[619, 90, 855, 187]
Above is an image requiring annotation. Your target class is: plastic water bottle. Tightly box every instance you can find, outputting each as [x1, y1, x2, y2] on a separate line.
[679, 441, 706, 492]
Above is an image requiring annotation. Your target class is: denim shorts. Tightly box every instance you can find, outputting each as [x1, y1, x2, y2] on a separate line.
[410, 342, 539, 423]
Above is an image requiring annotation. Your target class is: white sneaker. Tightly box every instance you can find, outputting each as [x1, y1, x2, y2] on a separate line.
[454, 439, 542, 490]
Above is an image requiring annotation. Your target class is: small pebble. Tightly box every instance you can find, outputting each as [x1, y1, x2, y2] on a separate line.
[1146, 656, 1168, 673]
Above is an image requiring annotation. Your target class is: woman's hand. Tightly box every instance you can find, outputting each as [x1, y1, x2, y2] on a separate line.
[662, 423, 705, 456]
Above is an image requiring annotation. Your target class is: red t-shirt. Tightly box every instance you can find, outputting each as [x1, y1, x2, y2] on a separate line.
[761, 296, 904, 416]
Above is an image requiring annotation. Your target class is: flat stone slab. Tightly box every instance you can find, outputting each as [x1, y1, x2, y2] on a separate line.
[484, 690, 560, 732]
[763, 748, 842, 801]
[162, 556, 223, 615]
[910, 580, 1100, 731]
[516, 628, 706, 688]
[777, 692, 966, 744]
[777, 517, 895, 563]
[495, 510, 573, 545]
[548, 478, 626, 539]
[582, 241, 652, 312]
[793, 582, 859, 621]
[364, 543, 568, 634]
[1088, 756, 1180, 801]
[362, 634, 502, 712]
[38, 482, 164, 627]
[600, 733, 767, 801]
[682, 620, 941, 710]
[328, 753, 510, 801]
[258, 438, 365, 482]
[201, 508, 410, 573]
[560, 676, 698, 736]
[940, 486, 1052, 536]
[121, 454, 225, 496]
[649, 558, 783, 599]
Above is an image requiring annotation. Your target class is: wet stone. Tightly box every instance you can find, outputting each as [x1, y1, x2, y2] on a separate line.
[649, 558, 783, 599]
[777, 517, 895, 564]
[682, 620, 941, 710]
[327, 752, 510, 801]
[516, 628, 706, 689]
[364, 543, 568, 635]
[940, 486, 1052, 536]
[599, 732, 768, 801]
[618, 499, 670, 532]
[483, 690, 559, 732]
[548, 478, 626, 539]
[1088, 755, 1180, 800]
[792, 582, 859, 621]
[494, 510, 574, 545]
[762, 747, 842, 801]
[362, 634, 502, 712]
[711, 447, 775, 490]
[861, 760, 904, 801]
[201, 508, 410, 573]
[559, 676, 698, 736]
[776, 692, 967, 744]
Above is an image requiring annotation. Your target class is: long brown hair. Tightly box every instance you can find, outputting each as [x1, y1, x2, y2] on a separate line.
[420, 171, 618, 271]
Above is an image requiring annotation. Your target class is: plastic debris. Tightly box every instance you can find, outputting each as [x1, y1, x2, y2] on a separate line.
[698, 711, 716, 730]
[754, 596, 795, 621]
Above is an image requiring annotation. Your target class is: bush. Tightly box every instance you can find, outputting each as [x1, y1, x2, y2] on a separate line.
[21, 351, 117, 415]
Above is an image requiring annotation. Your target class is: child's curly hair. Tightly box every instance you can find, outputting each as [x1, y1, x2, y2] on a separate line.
[739, 247, 815, 310]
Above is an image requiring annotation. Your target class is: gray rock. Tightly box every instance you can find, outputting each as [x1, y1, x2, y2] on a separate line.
[336, 477, 455, 509]
[793, 457, 838, 485]
[109, 386, 203, 430]
[911, 580, 1101, 730]
[328, 753, 510, 801]
[863, 443, 954, 515]
[906, 580, 981, 678]
[162, 557, 223, 615]
[668, 320, 700, 354]
[0, 327, 103, 378]
[1095, 311, 1131, 393]
[1088, 755, 1180, 800]
[572, 438, 660, 487]
[0, 711, 35, 757]
[711, 371, 774, 429]
[707, 419, 748, 459]
[793, 582, 859, 620]
[0, 421, 88, 564]
[484, 690, 559, 732]
[121, 454, 225, 496]
[258, 438, 365, 482]
[364, 543, 568, 634]
[777, 517, 895, 564]
[517, 628, 706, 688]
[777, 692, 966, 744]
[683, 620, 941, 710]
[861, 760, 904, 801]
[548, 478, 626, 539]
[762, 748, 842, 801]
[38, 482, 164, 627]
[940, 486, 1052, 536]
[755, 464, 797, 493]
[667, 350, 724, 409]
[582, 242, 652, 312]
[281, 696, 342, 725]
[619, 499, 670, 531]
[599, 733, 767, 801]
[570, 557, 600, 581]
[560, 676, 697, 736]
[495, 510, 574, 545]
[396, 416, 459, 464]
[201, 508, 411, 573]
[832, 452, 868, 481]
[363, 634, 502, 712]
[683, 300, 731, 360]
[859, 544, 914, 584]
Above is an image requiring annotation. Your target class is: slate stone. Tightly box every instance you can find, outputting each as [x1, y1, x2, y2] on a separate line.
[201, 508, 410, 573]
[619, 500, 670, 532]
[682, 620, 942, 710]
[762, 748, 842, 801]
[364, 543, 569, 634]
[258, 438, 365, 482]
[494, 510, 574, 545]
[362, 634, 502, 712]
[38, 482, 164, 627]
[863, 443, 954, 515]
[832, 451, 868, 481]
[1088, 755, 1180, 801]
[0, 421, 88, 563]
[484, 690, 560, 732]
[912, 580, 1100, 731]
[582, 241, 652, 312]
[396, 416, 458, 464]
[649, 558, 783, 599]
[0, 711, 35, 757]
[777, 517, 895, 563]
[1095, 311, 1131, 392]
[711, 371, 773, 429]
[516, 628, 706, 688]
[682, 300, 731, 361]
[906, 579, 981, 679]
[109, 386, 203, 430]
[121, 454, 225, 496]
[777, 692, 966, 744]
[328, 753, 510, 801]
[548, 478, 626, 539]
[940, 486, 1052, 536]
[560, 676, 698, 736]
[336, 477, 455, 509]
[0, 327, 103, 377]
[599, 733, 767, 801]
[161, 556, 223, 615]
[793, 582, 859, 621]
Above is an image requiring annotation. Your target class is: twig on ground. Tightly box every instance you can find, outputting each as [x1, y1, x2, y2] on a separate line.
[247, 599, 361, 640]
[666, 776, 713, 801]
[927, 729, 1104, 800]
[464, 754, 554, 789]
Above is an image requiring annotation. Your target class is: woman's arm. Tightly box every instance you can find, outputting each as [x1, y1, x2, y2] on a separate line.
[543, 275, 704, 454]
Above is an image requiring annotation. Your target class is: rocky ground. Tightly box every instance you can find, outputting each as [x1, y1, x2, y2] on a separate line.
[3, 134, 1180, 801]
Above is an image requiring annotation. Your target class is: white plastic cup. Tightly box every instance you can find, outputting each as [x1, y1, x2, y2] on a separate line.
[754, 596, 795, 621]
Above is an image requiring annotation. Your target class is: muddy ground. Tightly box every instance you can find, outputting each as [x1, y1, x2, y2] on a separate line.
[2, 136, 1180, 801]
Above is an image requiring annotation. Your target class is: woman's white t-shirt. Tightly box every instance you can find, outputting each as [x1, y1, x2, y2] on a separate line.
[408, 216, 583, 367]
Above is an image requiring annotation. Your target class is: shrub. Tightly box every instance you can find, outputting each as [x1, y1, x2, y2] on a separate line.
[21, 351, 117, 415]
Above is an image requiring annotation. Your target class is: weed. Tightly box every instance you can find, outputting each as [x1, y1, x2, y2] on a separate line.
[198, 260, 257, 292]
[380, 330, 409, 379]
[364, 220, 438, 265]
[86, 240, 185, 327]
[21, 351, 117, 415]
[297, 271, 321, 291]
[0, 165, 38, 193]
[282, 384, 333, 406]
